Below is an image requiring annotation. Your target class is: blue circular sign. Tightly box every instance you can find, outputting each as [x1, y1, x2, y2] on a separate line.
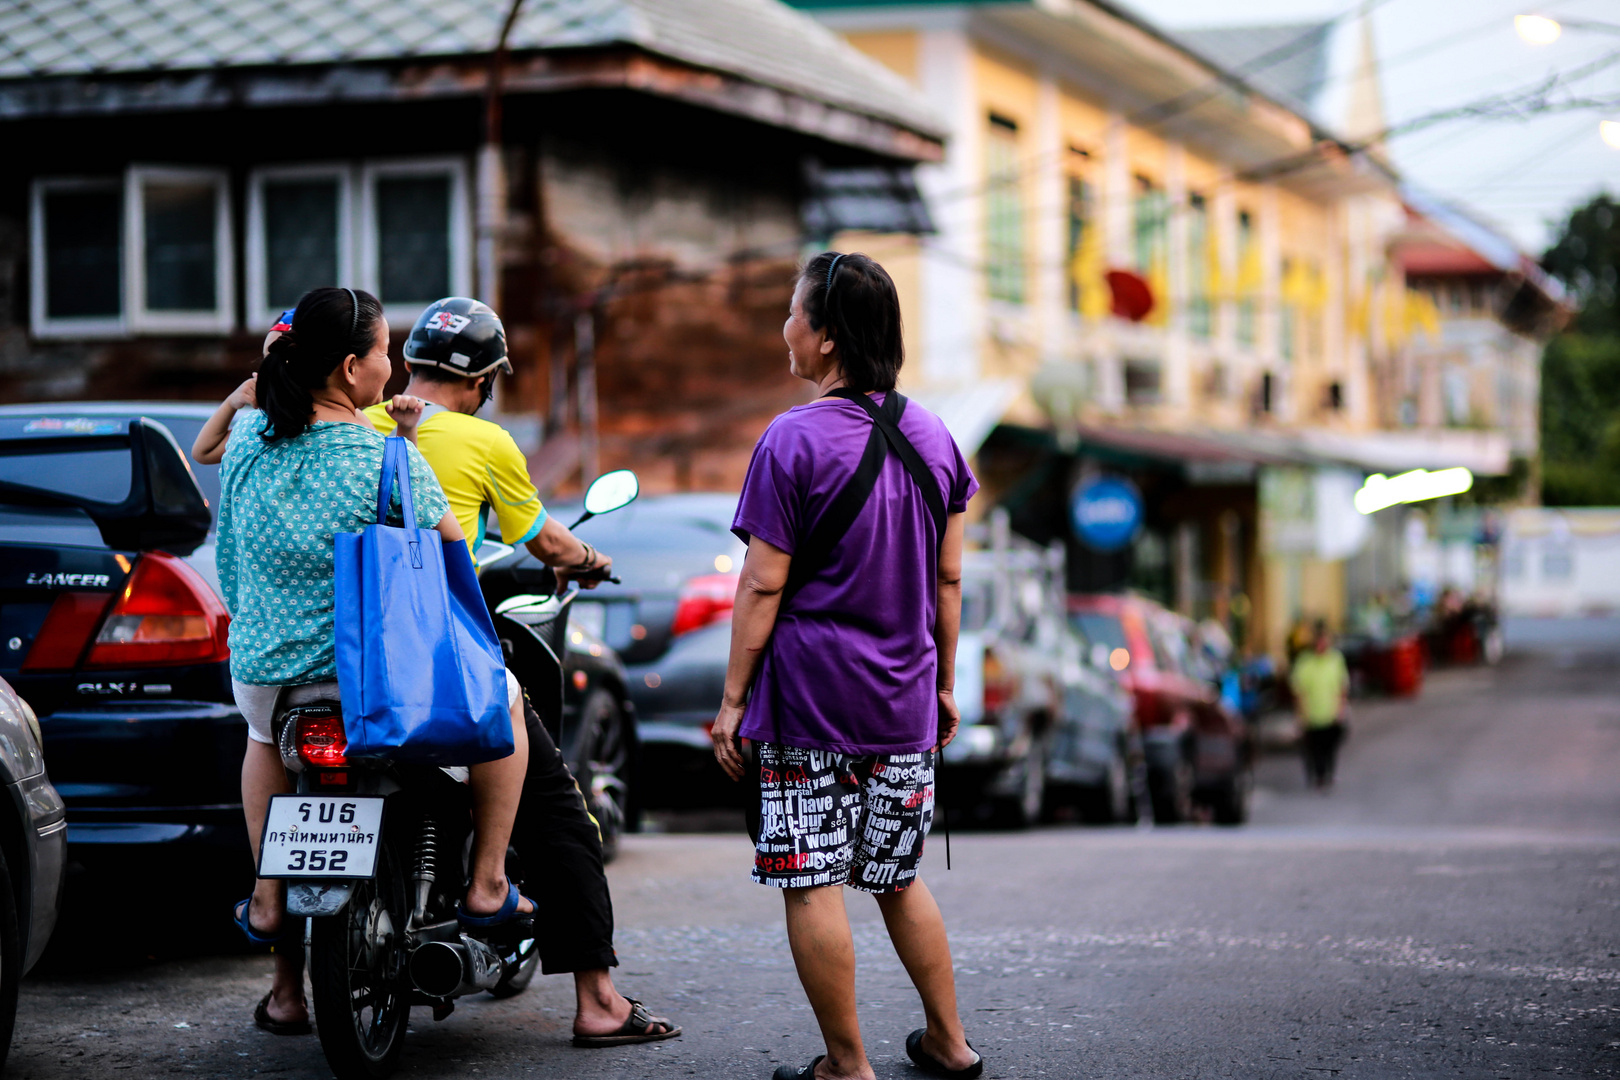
[1071, 477, 1143, 553]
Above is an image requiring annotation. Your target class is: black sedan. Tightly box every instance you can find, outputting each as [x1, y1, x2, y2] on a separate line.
[487, 494, 746, 809]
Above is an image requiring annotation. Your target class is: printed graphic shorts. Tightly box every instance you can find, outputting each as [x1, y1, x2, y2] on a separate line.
[750, 742, 935, 894]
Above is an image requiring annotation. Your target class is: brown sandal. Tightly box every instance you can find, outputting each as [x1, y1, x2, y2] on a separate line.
[571, 997, 680, 1047]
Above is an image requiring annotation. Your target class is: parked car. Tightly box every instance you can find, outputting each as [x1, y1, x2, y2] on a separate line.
[1068, 593, 1253, 825]
[944, 537, 1136, 827]
[0, 401, 636, 872]
[501, 494, 746, 810]
[0, 677, 67, 1070]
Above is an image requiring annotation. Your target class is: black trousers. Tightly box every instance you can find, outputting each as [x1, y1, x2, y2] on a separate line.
[511, 699, 618, 975]
[1301, 723, 1345, 787]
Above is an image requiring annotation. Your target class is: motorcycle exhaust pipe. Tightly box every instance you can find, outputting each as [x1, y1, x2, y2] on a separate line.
[409, 934, 504, 997]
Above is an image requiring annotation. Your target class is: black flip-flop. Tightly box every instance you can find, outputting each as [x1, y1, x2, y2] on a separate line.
[906, 1028, 983, 1079]
[253, 993, 312, 1036]
[571, 997, 681, 1047]
[772, 1054, 824, 1080]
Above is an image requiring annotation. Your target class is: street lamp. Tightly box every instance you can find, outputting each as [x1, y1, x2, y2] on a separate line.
[1514, 14, 1562, 44]
[1602, 121, 1620, 150]
[1514, 13, 1620, 43]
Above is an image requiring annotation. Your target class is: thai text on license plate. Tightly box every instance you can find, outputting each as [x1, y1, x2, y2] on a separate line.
[258, 795, 385, 879]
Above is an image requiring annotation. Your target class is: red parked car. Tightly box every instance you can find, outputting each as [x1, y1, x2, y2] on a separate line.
[1067, 593, 1252, 824]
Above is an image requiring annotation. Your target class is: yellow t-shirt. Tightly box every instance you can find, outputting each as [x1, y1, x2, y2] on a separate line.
[1290, 648, 1349, 728]
[364, 405, 545, 562]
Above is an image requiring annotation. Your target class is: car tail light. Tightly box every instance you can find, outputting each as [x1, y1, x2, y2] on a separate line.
[297, 713, 349, 768]
[22, 591, 114, 671]
[84, 552, 230, 669]
[671, 573, 739, 636]
[982, 647, 1016, 715]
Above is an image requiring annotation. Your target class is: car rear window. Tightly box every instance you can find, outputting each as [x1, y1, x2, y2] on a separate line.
[1071, 612, 1127, 652]
[0, 439, 133, 505]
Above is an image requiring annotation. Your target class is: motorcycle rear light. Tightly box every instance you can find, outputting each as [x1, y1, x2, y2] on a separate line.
[85, 552, 230, 669]
[21, 591, 114, 671]
[316, 769, 350, 786]
[671, 572, 740, 636]
[297, 714, 349, 768]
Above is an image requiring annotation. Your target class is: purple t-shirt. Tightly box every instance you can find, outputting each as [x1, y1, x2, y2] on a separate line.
[732, 393, 978, 755]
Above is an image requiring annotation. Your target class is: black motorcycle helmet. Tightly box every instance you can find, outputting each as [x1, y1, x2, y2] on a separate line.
[403, 297, 512, 380]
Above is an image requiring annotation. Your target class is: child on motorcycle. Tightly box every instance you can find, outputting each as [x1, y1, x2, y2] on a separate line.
[213, 287, 535, 1035]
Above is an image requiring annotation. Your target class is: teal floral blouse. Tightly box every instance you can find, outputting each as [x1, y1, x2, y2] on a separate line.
[217, 412, 450, 686]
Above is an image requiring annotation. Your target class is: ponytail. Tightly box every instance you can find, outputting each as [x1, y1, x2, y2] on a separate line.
[257, 286, 384, 442]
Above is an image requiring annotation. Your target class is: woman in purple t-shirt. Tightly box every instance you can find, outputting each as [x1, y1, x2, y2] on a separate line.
[712, 252, 983, 1080]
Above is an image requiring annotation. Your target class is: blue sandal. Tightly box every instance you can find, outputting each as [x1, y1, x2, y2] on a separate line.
[456, 880, 535, 931]
[233, 898, 292, 947]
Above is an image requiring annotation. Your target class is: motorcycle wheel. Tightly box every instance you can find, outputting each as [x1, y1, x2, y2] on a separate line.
[571, 689, 630, 863]
[311, 838, 411, 1079]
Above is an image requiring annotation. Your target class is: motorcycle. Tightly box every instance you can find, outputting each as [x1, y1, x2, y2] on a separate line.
[260, 470, 638, 1079]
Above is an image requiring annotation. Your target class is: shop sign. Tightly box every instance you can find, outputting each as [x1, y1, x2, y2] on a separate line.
[1071, 476, 1143, 552]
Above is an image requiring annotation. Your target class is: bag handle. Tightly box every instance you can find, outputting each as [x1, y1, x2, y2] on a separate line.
[375, 436, 417, 528]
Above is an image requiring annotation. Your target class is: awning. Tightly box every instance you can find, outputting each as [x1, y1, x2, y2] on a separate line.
[907, 380, 1022, 458]
[1072, 424, 1512, 478]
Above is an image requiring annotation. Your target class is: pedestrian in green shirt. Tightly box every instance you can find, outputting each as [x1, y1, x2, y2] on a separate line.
[1290, 620, 1349, 790]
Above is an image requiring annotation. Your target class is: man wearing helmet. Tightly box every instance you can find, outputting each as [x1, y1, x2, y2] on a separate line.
[365, 297, 679, 1047]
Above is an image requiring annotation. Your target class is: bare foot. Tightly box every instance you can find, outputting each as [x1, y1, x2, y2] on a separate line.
[921, 1029, 980, 1073]
[573, 992, 632, 1037]
[462, 876, 535, 919]
[264, 984, 308, 1025]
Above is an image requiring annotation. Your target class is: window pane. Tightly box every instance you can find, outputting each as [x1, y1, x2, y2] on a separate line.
[43, 189, 121, 319]
[264, 179, 340, 308]
[985, 118, 1024, 304]
[144, 182, 217, 311]
[376, 175, 451, 304]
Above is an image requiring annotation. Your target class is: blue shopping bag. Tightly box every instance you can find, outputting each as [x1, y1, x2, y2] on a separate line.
[333, 437, 514, 765]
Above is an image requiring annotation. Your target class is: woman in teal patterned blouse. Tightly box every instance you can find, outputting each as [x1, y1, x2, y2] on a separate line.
[215, 287, 533, 1035]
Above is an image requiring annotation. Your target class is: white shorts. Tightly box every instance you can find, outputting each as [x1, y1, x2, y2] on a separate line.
[233, 670, 524, 745]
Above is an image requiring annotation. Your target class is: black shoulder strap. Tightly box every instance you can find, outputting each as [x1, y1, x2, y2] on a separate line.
[830, 389, 948, 544]
[780, 394, 889, 605]
[778, 389, 947, 607]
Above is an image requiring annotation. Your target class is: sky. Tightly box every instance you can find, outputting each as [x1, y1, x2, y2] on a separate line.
[1123, 0, 1620, 255]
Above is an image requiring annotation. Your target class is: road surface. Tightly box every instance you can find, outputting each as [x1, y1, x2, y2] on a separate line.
[11, 641, 1618, 1078]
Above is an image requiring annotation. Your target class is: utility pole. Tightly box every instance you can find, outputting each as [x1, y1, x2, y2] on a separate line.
[477, 0, 526, 317]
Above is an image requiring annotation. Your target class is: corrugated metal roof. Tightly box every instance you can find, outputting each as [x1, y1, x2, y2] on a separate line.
[0, 0, 944, 138]
[1174, 22, 1333, 119]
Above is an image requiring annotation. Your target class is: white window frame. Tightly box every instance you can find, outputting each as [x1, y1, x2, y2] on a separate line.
[29, 177, 128, 340]
[125, 165, 235, 335]
[246, 163, 356, 331]
[359, 157, 472, 328]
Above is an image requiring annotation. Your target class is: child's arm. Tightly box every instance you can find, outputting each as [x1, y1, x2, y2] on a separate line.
[384, 394, 426, 445]
[191, 375, 257, 465]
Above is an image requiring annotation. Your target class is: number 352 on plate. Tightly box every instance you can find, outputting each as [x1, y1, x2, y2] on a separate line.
[258, 795, 385, 879]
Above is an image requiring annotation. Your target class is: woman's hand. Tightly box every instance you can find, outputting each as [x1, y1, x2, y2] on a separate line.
[711, 702, 747, 781]
[936, 689, 961, 750]
[226, 374, 258, 411]
[386, 394, 426, 443]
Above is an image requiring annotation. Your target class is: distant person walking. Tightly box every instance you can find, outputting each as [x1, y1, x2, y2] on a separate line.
[711, 252, 983, 1080]
[1291, 620, 1350, 790]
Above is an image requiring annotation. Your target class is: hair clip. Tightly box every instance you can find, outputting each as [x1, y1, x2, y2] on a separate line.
[271, 309, 295, 333]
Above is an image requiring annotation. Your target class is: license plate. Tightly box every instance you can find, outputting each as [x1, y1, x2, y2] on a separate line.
[258, 795, 385, 879]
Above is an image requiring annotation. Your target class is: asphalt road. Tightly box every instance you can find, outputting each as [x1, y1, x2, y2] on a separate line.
[11, 640, 1619, 1079]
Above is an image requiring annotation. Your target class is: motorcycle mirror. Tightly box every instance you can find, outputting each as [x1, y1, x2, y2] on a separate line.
[572, 469, 640, 528]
